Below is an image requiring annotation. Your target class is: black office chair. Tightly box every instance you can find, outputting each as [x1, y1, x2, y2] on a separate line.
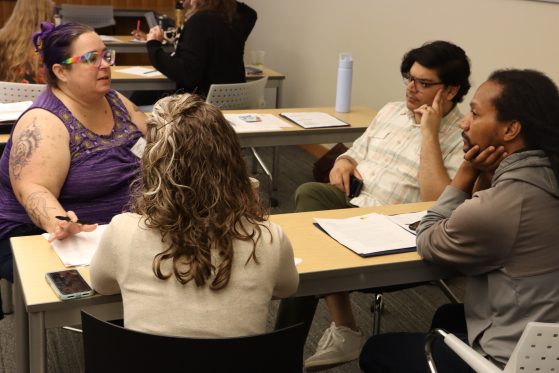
[81, 310, 305, 373]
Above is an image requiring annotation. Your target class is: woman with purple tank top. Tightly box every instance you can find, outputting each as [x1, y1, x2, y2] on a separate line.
[0, 21, 147, 314]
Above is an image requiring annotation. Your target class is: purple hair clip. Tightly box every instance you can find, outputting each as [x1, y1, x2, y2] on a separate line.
[32, 21, 56, 56]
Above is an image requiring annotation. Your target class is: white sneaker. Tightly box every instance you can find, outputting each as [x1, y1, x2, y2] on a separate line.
[304, 322, 364, 369]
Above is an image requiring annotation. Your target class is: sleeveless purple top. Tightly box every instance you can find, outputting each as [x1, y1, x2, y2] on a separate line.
[0, 88, 143, 240]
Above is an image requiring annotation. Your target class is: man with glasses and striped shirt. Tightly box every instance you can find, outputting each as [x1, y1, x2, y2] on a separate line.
[282, 40, 472, 370]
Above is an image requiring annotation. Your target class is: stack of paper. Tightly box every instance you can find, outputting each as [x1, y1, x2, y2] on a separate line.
[0, 101, 32, 122]
[224, 113, 291, 133]
[115, 66, 163, 77]
[314, 211, 426, 257]
[99, 35, 123, 43]
[42, 225, 108, 267]
[280, 112, 349, 129]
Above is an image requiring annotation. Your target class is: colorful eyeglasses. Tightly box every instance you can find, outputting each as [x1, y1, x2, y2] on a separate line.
[59, 48, 116, 68]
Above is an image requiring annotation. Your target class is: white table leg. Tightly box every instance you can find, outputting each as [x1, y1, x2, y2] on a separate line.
[29, 311, 47, 373]
[14, 264, 29, 373]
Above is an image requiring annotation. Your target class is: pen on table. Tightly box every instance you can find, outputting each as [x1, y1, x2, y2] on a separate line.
[143, 69, 158, 74]
[55, 215, 95, 225]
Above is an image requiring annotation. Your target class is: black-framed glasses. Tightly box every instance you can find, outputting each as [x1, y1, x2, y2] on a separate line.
[402, 73, 444, 92]
[59, 48, 116, 68]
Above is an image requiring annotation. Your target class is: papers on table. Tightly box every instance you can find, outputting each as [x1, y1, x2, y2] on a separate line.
[280, 112, 349, 129]
[0, 101, 32, 122]
[313, 211, 427, 257]
[99, 35, 123, 43]
[42, 225, 107, 267]
[387, 210, 427, 235]
[224, 113, 291, 133]
[116, 66, 163, 77]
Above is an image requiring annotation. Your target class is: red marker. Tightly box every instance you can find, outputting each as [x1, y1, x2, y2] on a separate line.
[136, 19, 141, 31]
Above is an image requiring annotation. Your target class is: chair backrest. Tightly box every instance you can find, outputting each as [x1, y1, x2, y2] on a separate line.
[206, 77, 268, 110]
[504, 321, 559, 372]
[60, 4, 116, 29]
[0, 82, 46, 103]
[81, 310, 305, 373]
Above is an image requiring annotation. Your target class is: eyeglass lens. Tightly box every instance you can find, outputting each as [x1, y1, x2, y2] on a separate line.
[86, 49, 115, 67]
[403, 74, 441, 92]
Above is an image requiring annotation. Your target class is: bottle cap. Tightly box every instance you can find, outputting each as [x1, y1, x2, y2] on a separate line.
[339, 53, 353, 69]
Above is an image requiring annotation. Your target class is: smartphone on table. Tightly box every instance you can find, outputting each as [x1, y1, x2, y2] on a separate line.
[45, 269, 95, 300]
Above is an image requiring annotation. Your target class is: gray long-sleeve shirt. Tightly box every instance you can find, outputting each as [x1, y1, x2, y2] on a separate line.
[417, 150, 559, 366]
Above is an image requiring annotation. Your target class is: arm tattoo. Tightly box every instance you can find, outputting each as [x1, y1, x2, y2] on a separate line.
[24, 190, 54, 228]
[9, 119, 42, 180]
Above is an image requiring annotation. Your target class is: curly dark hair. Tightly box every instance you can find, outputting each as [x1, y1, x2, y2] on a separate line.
[488, 69, 559, 185]
[132, 94, 267, 290]
[400, 40, 471, 104]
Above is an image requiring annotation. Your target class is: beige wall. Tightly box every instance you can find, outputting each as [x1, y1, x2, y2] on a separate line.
[244, 0, 559, 112]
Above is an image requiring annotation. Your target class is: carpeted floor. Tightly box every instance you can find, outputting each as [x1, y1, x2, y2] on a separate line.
[0, 145, 466, 372]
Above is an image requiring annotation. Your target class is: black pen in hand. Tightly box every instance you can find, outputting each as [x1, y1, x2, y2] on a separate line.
[55, 216, 95, 225]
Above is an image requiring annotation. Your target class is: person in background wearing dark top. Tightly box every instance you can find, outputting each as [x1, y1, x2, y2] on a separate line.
[132, 0, 256, 100]
[0, 22, 147, 319]
[360, 69, 559, 372]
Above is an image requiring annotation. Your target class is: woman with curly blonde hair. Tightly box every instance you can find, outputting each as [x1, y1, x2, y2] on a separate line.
[0, 0, 53, 83]
[91, 94, 299, 337]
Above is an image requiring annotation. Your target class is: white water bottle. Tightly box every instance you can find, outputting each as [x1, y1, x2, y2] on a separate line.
[335, 52, 353, 113]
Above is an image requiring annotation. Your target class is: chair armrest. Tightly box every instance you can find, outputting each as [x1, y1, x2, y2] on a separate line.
[425, 329, 502, 373]
[444, 334, 501, 373]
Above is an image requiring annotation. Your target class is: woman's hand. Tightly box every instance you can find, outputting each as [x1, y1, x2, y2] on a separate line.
[48, 210, 97, 242]
[131, 29, 147, 41]
[146, 26, 164, 42]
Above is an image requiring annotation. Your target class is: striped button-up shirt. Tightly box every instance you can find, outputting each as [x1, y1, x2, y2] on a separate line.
[341, 101, 464, 207]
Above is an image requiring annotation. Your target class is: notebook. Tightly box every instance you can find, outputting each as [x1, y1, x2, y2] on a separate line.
[314, 211, 427, 257]
[245, 66, 263, 75]
[280, 112, 349, 129]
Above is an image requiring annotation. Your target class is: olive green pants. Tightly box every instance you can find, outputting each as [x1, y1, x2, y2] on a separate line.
[294, 182, 353, 212]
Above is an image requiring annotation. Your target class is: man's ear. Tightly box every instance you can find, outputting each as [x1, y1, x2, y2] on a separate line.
[445, 85, 460, 102]
[52, 64, 69, 84]
[504, 120, 522, 142]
